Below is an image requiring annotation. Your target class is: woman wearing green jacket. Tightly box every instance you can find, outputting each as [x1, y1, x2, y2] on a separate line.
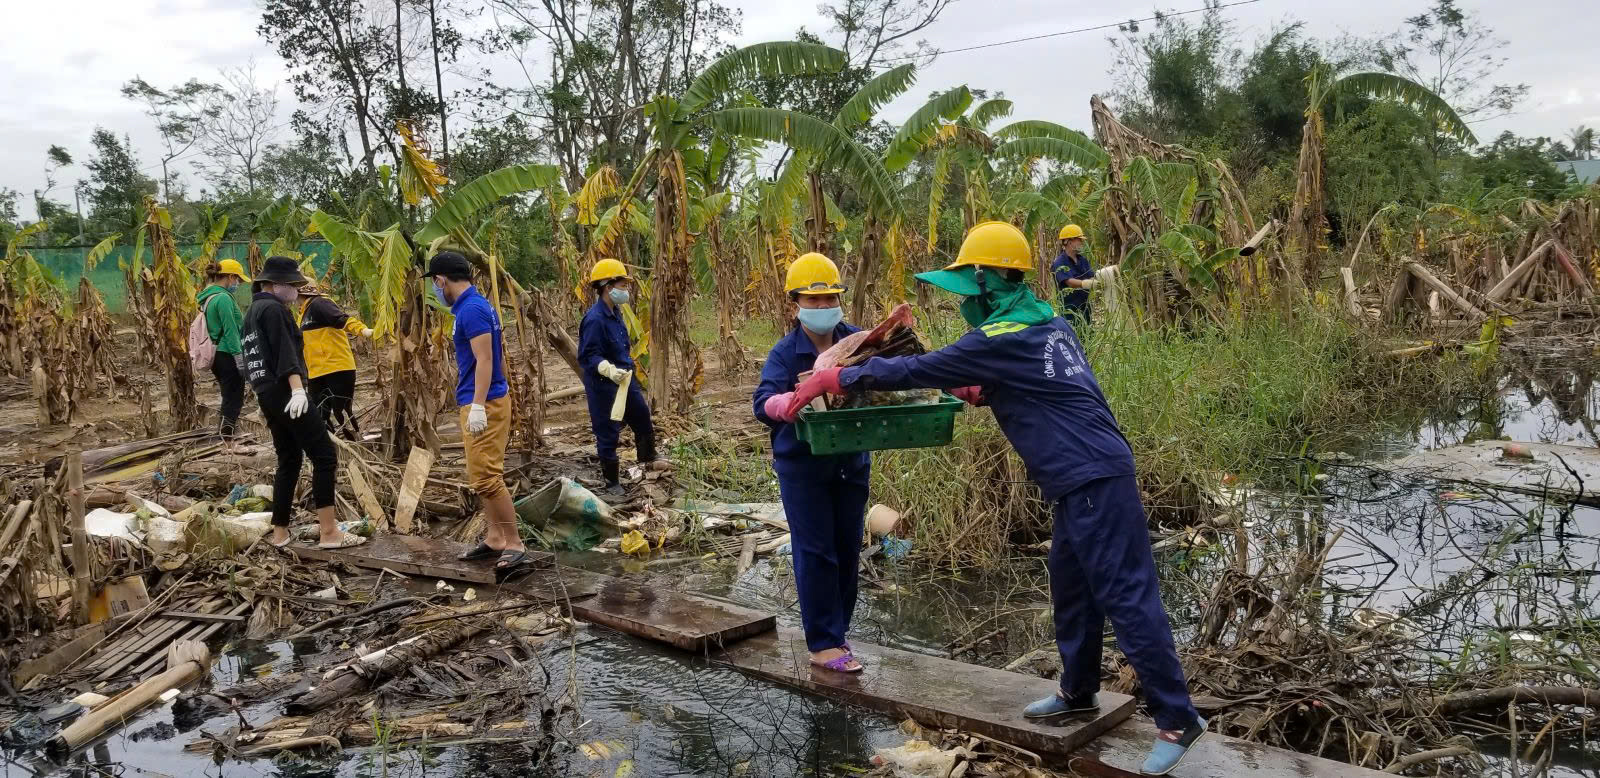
[197, 259, 251, 437]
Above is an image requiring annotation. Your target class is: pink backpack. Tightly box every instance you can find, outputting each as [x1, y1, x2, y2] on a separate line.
[188, 295, 223, 372]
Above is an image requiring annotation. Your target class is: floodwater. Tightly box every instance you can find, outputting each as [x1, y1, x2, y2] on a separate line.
[14, 350, 1600, 777]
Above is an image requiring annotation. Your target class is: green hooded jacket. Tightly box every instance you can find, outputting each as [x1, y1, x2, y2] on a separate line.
[196, 284, 244, 355]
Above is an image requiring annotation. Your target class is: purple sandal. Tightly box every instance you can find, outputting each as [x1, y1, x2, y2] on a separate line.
[812, 651, 864, 674]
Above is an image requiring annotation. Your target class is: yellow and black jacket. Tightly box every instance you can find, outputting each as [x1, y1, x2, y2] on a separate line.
[297, 297, 368, 378]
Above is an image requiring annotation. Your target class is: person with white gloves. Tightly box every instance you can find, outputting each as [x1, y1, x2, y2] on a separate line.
[426, 252, 526, 573]
[295, 284, 376, 440]
[241, 256, 365, 550]
[577, 258, 662, 498]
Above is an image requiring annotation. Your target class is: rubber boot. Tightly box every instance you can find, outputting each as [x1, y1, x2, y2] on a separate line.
[600, 458, 624, 498]
[636, 424, 671, 471]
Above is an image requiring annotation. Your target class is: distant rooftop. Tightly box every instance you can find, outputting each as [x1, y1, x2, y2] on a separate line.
[1556, 159, 1600, 184]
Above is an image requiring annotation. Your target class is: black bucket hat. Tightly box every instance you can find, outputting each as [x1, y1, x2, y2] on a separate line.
[259, 256, 309, 286]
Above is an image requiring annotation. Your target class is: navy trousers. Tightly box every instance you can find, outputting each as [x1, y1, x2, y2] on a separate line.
[1051, 474, 1198, 731]
[776, 462, 869, 652]
[584, 377, 654, 462]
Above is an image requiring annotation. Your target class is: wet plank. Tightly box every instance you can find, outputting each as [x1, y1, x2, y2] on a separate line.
[564, 572, 775, 652]
[496, 566, 602, 607]
[1068, 717, 1390, 778]
[717, 630, 1136, 757]
[288, 534, 553, 584]
[1388, 440, 1600, 506]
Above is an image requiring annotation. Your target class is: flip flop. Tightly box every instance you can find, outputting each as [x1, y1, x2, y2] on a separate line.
[316, 532, 369, 550]
[458, 542, 498, 561]
[266, 533, 293, 549]
[811, 652, 863, 674]
[493, 549, 532, 581]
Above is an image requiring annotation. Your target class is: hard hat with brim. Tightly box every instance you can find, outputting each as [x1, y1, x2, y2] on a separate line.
[914, 267, 983, 297]
[217, 258, 252, 283]
[590, 258, 631, 284]
[258, 256, 308, 285]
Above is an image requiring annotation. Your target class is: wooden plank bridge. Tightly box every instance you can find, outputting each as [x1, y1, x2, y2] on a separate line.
[283, 533, 1387, 777]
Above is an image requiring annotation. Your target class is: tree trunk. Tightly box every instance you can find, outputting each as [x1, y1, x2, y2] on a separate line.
[428, 0, 448, 163]
[286, 618, 488, 714]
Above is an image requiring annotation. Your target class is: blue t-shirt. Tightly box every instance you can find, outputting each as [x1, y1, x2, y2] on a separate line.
[841, 317, 1132, 502]
[449, 286, 509, 406]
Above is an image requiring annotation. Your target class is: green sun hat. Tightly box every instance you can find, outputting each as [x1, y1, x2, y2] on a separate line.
[914, 266, 982, 296]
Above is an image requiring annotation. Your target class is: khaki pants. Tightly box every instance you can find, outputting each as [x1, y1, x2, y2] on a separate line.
[461, 395, 511, 502]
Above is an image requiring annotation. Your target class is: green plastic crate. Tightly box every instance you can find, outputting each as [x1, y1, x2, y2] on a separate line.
[794, 393, 964, 455]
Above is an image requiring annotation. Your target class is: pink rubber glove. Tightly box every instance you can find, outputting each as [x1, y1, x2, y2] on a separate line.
[785, 367, 845, 419]
[951, 386, 985, 406]
[763, 392, 799, 423]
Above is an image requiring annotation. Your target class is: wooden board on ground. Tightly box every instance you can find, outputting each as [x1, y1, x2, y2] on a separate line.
[565, 571, 775, 652]
[288, 535, 552, 584]
[496, 567, 602, 607]
[717, 630, 1135, 758]
[346, 463, 387, 529]
[393, 447, 435, 534]
[1387, 440, 1600, 507]
[1068, 717, 1390, 778]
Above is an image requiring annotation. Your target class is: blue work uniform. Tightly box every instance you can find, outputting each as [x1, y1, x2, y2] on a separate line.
[577, 299, 654, 463]
[840, 317, 1198, 731]
[753, 323, 871, 654]
[1051, 250, 1093, 326]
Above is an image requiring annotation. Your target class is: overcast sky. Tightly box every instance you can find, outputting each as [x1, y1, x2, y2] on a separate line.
[3, 0, 1596, 225]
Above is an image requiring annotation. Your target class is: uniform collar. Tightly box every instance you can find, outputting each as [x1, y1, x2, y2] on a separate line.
[790, 322, 851, 357]
[592, 298, 621, 321]
[449, 285, 480, 314]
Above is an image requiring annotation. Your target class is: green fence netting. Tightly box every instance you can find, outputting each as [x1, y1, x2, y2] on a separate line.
[21, 241, 334, 313]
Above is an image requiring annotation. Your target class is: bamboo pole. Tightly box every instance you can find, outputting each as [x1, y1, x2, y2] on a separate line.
[66, 451, 91, 626]
[47, 640, 210, 756]
[1340, 267, 1362, 319]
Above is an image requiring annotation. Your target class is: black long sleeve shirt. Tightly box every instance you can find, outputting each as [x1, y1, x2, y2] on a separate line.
[241, 292, 309, 392]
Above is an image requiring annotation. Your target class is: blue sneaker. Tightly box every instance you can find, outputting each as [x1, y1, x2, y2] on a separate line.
[1022, 692, 1099, 719]
[1140, 717, 1207, 775]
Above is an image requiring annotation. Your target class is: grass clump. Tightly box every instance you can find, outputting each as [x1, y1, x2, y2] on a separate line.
[872, 308, 1473, 567]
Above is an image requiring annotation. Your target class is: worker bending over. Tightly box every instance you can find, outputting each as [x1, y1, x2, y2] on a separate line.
[296, 284, 374, 439]
[577, 259, 661, 497]
[785, 222, 1205, 776]
[753, 253, 870, 674]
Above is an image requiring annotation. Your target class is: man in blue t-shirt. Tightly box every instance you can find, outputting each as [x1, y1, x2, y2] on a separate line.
[426, 252, 527, 572]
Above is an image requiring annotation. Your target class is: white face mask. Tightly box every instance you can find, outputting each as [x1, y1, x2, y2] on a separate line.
[272, 283, 300, 304]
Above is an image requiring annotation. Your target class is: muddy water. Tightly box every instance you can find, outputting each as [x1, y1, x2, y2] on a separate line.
[23, 354, 1600, 777]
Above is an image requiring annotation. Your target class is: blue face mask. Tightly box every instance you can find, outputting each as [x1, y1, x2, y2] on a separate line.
[797, 305, 843, 334]
[608, 288, 631, 306]
[433, 282, 447, 305]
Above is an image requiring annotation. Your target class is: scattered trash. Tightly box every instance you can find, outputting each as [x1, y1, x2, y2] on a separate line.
[71, 692, 110, 709]
[515, 477, 621, 551]
[88, 575, 151, 623]
[83, 508, 140, 541]
[871, 739, 962, 777]
[463, 588, 477, 602]
[866, 504, 902, 538]
[1499, 442, 1535, 460]
[620, 529, 650, 556]
[880, 536, 912, 559]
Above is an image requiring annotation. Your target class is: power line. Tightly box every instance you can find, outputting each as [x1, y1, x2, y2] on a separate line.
[882, 0, 1264, 62]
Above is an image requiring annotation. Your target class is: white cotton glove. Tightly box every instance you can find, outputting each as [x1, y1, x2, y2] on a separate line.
[467, 403, 488, 434]
[1079, 278, 1097, 290]
[597, 360, 628, 385]
[286, 389, 310, 419]
[361, 328, 375, 338]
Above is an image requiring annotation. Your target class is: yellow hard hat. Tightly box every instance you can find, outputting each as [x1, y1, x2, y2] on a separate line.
[217, 258, 252, 283]
[785, 252, 847, 295]
[947, 221, 1034, 273]
[590, 258, 630, 284]
[1058, 224, 1085, 240]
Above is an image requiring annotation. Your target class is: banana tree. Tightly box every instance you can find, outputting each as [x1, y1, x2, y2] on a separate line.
[586, 41, 892, 413]
[1290, 67, 1474, 289]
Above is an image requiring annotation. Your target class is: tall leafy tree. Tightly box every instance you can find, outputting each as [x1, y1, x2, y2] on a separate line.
[83, 129, 159, 239]
[121, 78, 218, 201]
[260, 0, 402, 175]
[1376, 0, 1529, 124]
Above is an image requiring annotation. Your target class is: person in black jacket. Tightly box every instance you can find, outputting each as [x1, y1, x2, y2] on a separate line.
[241, 256, 367, 550]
